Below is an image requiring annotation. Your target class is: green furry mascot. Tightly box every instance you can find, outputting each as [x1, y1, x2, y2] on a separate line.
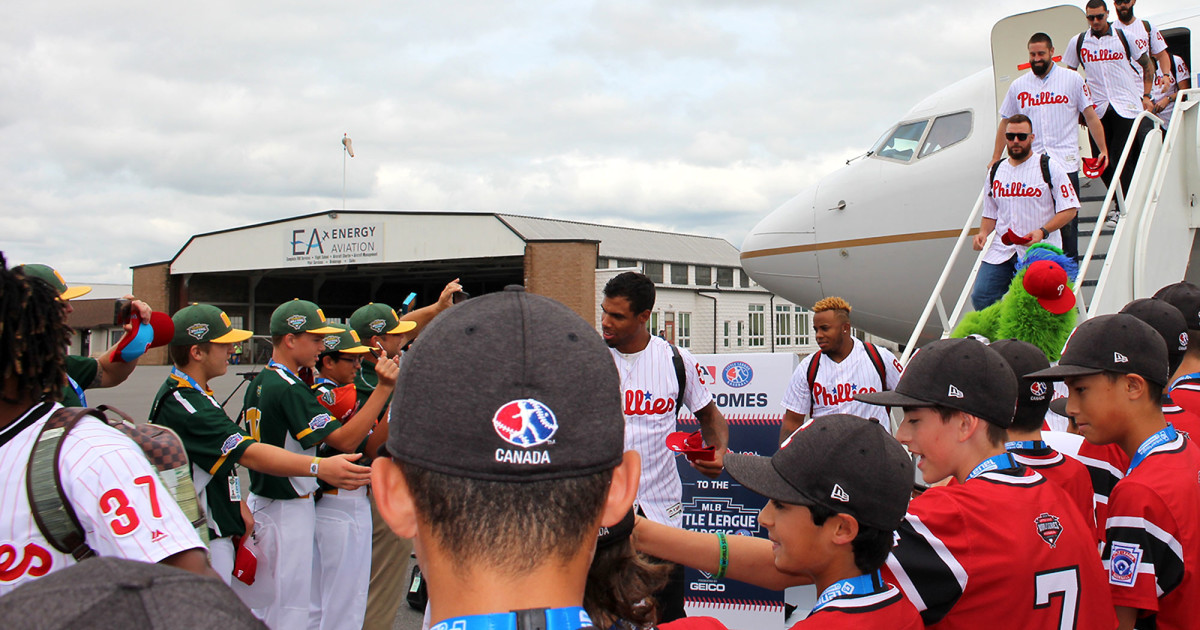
[952, 243, 1078, 361]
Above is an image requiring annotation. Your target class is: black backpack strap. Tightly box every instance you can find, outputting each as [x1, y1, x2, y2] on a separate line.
[1115, 28, 1138, 72]
[988, 158, 1004, 196]
[806, 350, 823, 410]
[27, 406, 99, 561]
[862, 343, 890, 391]
[1040, 153, 1056, 210]
[1076, 31, 1086, 68]
[669, 344, 687, 414]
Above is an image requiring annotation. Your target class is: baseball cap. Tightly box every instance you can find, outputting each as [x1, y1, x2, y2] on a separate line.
[1049, 397, 1070, 418]
[989, 339, 1052, 429]
[1120, 298, 1189, 373]
[171, 303, 253, 345]
[15, 263, 92, 300]
[1153, 281, 1200, 331]
[1025, 314, 1169, 386]
[1023, 260, 1076, 315]
[384, 285, 625, 482]
[315, 382, 358, 422]
[856, 338, 1019, 428]
[269, 299, 342, 336]
[1081, 156, 1105, 179]
[320, 322, 371, 356]
[725, 415, 913, 531]
[350, 302, 417, 339]
[0, 557, 266, 630]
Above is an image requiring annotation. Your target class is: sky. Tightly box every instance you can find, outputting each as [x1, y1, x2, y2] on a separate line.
[3, 0, 1197, 283]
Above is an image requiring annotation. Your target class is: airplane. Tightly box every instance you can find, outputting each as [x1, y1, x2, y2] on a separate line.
[739, 4, 1200, 346]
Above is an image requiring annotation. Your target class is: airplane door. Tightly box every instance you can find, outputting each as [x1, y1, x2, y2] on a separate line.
[991, 6, 1087, 115]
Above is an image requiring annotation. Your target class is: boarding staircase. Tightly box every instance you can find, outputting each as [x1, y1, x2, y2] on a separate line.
[901, 88, 1200, 365]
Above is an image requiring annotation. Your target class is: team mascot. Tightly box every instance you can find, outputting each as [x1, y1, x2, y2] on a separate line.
[951, 243, 1078, 361]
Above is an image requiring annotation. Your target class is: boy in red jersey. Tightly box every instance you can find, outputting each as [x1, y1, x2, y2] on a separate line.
[1029, 314, 1200, 630]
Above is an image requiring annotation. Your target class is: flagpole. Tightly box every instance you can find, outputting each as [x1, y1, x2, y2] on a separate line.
[342, 144, 347, 211]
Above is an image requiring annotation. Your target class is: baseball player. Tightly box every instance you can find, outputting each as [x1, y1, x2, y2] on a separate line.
[779, 296, 902, 440]
[148, 304, 371, 591]
[308, 323, 398, 630]
[1028, 314, 1200, 629]
[15, 263, 152, 407]
[1149, 54, 1190, 129]
[1113, 0, 1172, 84]
[600, 271, 728, 623]
[971, 114, 1080, 311]
[241, 299, 389, 629]
[0, 257, 210, 596]
[1156, 282, 1200, 415]
[856, 338, 1116, 629]
[993, 32, 1107, 258]
[638, 415, 922, 629]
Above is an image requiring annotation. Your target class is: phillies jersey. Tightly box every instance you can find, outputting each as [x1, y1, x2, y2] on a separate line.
[781, 338, 902, 429]
[885, 467, 1116, 629]
[1064, 27, 1145, 118]
[1151, 55, 1190, 125]
[1115, 17, 1168, 80]
[1102, 432, 1200, 629]
[1009, 443, 1099, 541]
[981, 152, 1079, 265]
[0, 402, 205, 595]
[999, 63, 1095, 172]
[611, 335, 713, 527]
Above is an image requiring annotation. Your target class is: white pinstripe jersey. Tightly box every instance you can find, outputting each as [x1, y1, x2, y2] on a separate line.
[780, 338, 902, 430]
[610, 336, 713, 528]
[1064, 28, 1145, 118]
[981, 153, 1079, 265]
[0, 402, 204, 595]
[999, 64, 1094, 171]
[1115, 18, 1168, 81]
[1152, 55, 1190, 125]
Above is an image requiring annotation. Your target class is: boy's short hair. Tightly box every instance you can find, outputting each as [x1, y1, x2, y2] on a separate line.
[807, 503, 896, 574]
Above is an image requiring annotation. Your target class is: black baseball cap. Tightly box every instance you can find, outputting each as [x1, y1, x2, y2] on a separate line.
[1120, 298, 1189, 374]
[725, 415, 913, 531]
[989, 339, 1052, 430]
[856, 338, 1018, 428]
[1153, 281, 1200, 331]
[384, 285, 625, 482]
[1026, 314, 1169, 386]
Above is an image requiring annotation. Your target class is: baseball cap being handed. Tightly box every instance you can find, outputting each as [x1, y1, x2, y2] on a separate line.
[1026, 313, 1169, 386]
[171, 304, 253, 345]
[725, 414, 913, 531]
[384, 286, 625, 482]
[320, 322, 371, 356]
[15, 263, 92, 300]
[269, 299, 342, 336]
[855, 337, 1019, 428]
[350, 302, 417, 339]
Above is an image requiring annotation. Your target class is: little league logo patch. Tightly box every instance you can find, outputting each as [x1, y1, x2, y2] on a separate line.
[220, 434, 246, 456]
[309, 413, 333, 431]
[1181, 332, 1190, 351]
[1109, 541, 1143, 586]
[492, 399, 558, 448]
[1034, 512, 1062, 548]
[721, 361, 753, 388]
[324, 335, 340, 350]
[187, 323, 210, 340]
[287, 314, 307, 330]
[320, 389, 336, 405]
[1030, 381, 1048, 400]
[369, 318, 387, 333]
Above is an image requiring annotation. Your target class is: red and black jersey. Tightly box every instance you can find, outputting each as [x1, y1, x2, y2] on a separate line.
[884, 467, 1116, 629]
[1058, 437, 1129, 542]
[1163, 393, 1200, 439]
[658, 583, 922, 630]
[1168, 374, 1200, 420]
[1010, 444, 1099, 542]
[1102, 433, 1200, 629]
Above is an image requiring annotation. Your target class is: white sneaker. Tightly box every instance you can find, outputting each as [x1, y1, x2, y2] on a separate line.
[1104, 209, 1120, 229]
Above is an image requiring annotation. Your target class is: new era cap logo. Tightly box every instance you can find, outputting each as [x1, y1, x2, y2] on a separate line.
[1114, 352, 1129, 363]
[830, 484, 850, 503]
[948, 385, 964, 398]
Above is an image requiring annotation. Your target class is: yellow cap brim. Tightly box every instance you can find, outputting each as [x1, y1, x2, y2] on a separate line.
[60, 286, 92, 300]
[388, 320, 417, 334]
[338, 345, 372, 354]
[213, 329, 253, 344]
[307, 325, 343, 334]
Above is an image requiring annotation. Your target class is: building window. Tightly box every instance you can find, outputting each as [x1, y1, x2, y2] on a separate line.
[696, 266, 712, 287]
[775, 305, 792, 346]
[716, 267, 734, 288]
[737, 321, 744, 347]
[794, 309, 811, 346]
[748, 305, 765, 347]
[648, 311, 661, 336]
[671, 264, 689, 285]
[739, 269, 751, 288]
[723, 321, 730, 348]
[616, 259, 637, 268]
[596, 257, 609, 269]
[644, 262, 664, 283]
[677, 312, 691, 348]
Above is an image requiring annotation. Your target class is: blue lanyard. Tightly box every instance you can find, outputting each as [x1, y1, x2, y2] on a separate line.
[1005, 440, 1048, 452]
[1170, 371, 1200, 391]
[313, 376, 337, 387]
[811, 571, 884, 613]
[1127, 425, 1178, 475]
[267, 358, 301, 381]
[430, 607, 593, 630]
[170, 367, 214, 398]
[66, 375, 86, 407]
[966, 453, 1019, 481]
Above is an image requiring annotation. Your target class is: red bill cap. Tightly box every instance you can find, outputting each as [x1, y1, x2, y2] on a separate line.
[665, 430, 716, 461]
[1023, 260, 1076, 315]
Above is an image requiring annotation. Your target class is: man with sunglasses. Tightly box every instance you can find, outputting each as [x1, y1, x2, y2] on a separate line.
[972, 114, 1079, 311]
[1113, 0, 1172, 89]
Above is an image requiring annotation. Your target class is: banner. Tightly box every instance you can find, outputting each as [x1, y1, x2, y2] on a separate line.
[284, 222, 383, 267]
[676, 352, 809, 630]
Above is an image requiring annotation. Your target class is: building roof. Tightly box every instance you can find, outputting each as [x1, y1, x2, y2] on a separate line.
[497, 214, 740, 266]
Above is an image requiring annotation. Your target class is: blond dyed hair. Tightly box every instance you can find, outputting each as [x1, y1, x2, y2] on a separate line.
[813, 297, 852, 313]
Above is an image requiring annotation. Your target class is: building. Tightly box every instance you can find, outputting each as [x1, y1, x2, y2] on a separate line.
[63, 283, 133, 358]
[131, 210, 819, 364]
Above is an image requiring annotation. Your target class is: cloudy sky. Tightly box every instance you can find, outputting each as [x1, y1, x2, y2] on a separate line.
[3, 0, 1196, 283]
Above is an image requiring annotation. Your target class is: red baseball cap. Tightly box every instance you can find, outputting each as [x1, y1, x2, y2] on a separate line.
[665, 430, 716, 461]
[1082, 157, 1105, 179]
[315, 383, 358, 423]
[1023, 260, 1076, 314]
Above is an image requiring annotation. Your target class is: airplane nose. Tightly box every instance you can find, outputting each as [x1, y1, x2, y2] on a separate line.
[740, 184, 821, 303]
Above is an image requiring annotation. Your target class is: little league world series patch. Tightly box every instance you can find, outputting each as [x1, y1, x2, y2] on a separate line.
[1109, 541, 1143, 586]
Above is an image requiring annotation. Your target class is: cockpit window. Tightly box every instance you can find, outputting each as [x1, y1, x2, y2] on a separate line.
[872, 120, 928, 162]
[918, 111, 973, 159]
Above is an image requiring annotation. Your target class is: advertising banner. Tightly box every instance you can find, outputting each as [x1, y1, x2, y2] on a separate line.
[284, 222, 383, 267]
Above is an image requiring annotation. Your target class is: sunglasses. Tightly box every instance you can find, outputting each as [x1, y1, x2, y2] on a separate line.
[1086, 13, 1107, 20]
[1005, 132, 1030, 141]
[1114, 0, 1131, 5]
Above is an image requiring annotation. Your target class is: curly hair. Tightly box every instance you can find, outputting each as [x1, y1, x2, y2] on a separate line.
[585, 538, 671, 629]
[813, 297, 852, 324]
[3, 254, 70, 404]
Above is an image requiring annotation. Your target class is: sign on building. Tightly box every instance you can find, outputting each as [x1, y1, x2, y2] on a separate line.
[284, 223, 383, 266]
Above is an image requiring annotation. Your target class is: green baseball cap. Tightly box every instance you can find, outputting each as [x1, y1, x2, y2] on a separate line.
[349, 302, 417, 339]
[320, 322, 371, 356]
[171, 304, 253, 345]
[269, 299, 342, 336]
[16, 264, 92, 300]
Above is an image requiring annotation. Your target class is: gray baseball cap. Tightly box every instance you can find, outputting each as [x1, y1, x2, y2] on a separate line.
[1026, 314, 1169, 386]
[1153, 281, 1200, 331]
[384, 285, 625, 482]
[989, 339, 1052, 430]
[725, 414, 913, 531]
[1120, 298, 1189, 374]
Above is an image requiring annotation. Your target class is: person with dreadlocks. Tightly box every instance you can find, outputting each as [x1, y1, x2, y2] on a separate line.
[0, 253, 213, 596]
